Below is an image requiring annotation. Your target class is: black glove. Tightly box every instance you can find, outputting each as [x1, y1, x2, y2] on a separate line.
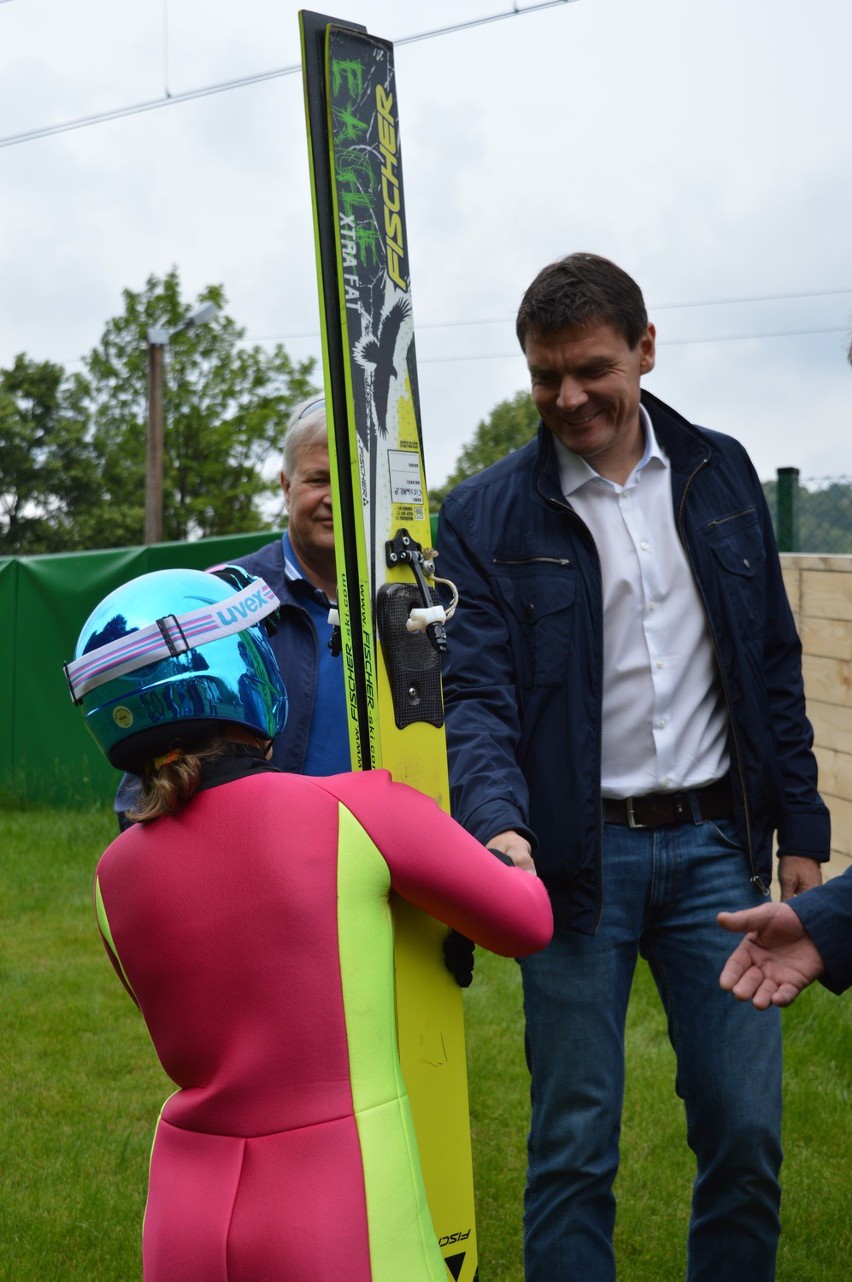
[443, 929, 475, 988]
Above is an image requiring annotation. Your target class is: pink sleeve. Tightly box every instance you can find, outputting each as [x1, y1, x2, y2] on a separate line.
[318, 772, 553, 957]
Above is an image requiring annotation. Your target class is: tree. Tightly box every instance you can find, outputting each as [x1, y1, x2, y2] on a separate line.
[0, 356, 98, 555]
[81, 268, 317, 547]
[0, 271, 318, 555]
[429, 389, 539, 509]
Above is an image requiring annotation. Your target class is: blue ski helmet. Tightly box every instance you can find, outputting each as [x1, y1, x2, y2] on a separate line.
[66, 567, 287, 771]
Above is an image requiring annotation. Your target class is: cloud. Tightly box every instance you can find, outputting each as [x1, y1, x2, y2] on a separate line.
[0, 0, 849, 491]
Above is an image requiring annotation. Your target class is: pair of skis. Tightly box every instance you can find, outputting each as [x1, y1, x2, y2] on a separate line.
[300, 13, 477, 1282]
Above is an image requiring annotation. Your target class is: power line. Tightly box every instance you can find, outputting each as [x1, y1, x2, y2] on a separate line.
[251, 287, 852, 343]
[654, 286, 852, 311]
[411, 325, 851, 364]
[56, 320, 845, 374]
[0, 1, 577, 150]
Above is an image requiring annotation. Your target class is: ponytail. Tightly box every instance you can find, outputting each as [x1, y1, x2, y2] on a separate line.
[126, 733, 229, 824]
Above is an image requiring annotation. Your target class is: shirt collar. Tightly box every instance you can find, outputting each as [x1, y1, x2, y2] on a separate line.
[555, 404, 667, 497]
[281, 530, 334, 606]
[282, 530, 306, 583]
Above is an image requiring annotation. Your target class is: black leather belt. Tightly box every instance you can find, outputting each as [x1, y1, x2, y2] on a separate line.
[603, 777, 733, 830]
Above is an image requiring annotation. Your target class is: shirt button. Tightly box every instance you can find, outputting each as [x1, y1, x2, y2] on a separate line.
[648, 600, 656, 610]
[656, 659, 664, 669]
[640, 541, 649, 550]
[656, 718, 666, 729]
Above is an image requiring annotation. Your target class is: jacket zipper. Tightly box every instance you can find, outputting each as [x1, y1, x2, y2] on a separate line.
[493, 556, 572, 566]
[706, 507, 756, 530]
[542, 492, 606, 931]
[678, 463, 766, 893]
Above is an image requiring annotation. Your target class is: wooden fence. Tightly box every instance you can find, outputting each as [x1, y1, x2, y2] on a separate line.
[781, 554, 852, 881]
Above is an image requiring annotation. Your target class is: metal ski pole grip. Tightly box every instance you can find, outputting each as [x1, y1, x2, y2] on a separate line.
[376, 529, 446, 730]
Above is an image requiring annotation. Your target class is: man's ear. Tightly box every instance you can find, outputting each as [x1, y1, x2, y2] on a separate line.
[639, 323, 656, 376]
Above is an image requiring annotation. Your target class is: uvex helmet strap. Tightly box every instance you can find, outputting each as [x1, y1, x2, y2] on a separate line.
[64, 578, 280, 705]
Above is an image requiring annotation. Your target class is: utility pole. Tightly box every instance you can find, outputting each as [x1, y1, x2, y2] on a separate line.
[144, 302, 218, 544]
[145, 335, 167, 544]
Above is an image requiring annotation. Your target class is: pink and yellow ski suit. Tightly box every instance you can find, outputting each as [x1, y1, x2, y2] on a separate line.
[95, 764, 553, 1280]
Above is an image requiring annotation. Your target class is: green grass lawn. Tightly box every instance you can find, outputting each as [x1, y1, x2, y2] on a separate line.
[2, 808, 850, 1280]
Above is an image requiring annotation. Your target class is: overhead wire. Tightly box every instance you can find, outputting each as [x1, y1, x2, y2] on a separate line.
[411, 326, 851, 364]
[252, 287, 852, 343]
[58, 319, 851, 375]
[5, 2, 847, 365]
[0, 1, 577, 150]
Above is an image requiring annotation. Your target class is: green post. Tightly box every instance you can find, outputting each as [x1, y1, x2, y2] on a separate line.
[776, 467, 800, 553]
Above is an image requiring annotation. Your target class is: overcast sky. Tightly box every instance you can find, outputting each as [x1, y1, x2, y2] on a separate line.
[1, 0, 850, 495]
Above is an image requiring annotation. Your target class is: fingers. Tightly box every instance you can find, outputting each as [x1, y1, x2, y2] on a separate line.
[487, 829, 537, 874]
[720, 953, 777, 1009]
[717, 906, 773, 935]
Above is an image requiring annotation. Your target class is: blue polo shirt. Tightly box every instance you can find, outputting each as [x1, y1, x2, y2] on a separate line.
[281, 533, 351, 776]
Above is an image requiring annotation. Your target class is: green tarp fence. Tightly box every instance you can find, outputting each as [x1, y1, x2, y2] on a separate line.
[1, 530, 283, 808]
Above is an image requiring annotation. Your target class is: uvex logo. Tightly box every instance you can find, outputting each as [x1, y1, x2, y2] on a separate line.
[216, 589, 266, 626]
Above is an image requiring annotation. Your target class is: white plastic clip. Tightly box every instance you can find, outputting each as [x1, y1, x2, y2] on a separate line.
[406, 604, 448, 634]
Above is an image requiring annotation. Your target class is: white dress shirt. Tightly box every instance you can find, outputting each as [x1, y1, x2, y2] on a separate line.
[555, 407, 730, 799]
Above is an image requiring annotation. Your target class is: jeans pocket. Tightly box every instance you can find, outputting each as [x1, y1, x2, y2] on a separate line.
[701, 816, 744, 852]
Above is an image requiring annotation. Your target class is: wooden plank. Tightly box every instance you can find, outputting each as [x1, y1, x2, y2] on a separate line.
[809, 699, 852, 757]
[813, 743, 852, 803]
[799, 615, 852, 662]
[802, 654, 852, 709]
[822, 794, 852, 860]
[801, 567, 852, 622]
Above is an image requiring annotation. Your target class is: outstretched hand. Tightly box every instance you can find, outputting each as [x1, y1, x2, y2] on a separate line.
[718, 902, 825, 1009]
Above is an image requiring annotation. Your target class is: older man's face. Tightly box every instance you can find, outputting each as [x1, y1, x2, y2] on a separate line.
[281, 442, 334, 565]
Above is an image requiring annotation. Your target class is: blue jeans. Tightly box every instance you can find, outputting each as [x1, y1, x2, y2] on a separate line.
[520, 818, 782, 1281]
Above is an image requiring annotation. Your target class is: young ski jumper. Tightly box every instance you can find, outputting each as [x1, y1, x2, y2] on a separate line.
[67, 567, 553, 1282]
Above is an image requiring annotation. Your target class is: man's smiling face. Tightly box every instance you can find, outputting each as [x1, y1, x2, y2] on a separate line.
[524, 320, 656, 483]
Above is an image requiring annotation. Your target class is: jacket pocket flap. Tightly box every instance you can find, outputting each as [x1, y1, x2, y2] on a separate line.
[495, 571, 577, 621]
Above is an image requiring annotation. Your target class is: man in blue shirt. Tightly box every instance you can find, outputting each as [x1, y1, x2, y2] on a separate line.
[232, 396, 350, 777]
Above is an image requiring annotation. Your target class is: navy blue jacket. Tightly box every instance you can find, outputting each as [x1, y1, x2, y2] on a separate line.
[438, 389, 830, 933]
[791, 867, 852, 994]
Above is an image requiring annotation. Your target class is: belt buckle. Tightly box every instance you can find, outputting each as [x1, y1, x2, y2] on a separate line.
[626, 797, 648, 830]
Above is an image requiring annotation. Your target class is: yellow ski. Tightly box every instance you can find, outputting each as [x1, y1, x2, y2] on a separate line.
[299, 12, 478, 1280]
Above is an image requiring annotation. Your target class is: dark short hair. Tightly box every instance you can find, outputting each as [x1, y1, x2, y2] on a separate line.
[516, 253, 649, 351]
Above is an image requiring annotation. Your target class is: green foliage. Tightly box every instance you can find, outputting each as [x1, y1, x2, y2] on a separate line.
[764, 477, 852, 554]
[0, 269, 317, 554]
[0, 357, 97, 555]
[82, 269, 316, 547]
[430, 389, 538, 508]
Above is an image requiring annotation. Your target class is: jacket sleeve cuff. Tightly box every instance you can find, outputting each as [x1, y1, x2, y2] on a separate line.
[775, 810, 832, 861]
[464, 800, 537, 853]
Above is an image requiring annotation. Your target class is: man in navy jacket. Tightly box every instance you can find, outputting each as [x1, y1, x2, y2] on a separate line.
[232, 396, 350, 777]
[438, 253, 830, 1281]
